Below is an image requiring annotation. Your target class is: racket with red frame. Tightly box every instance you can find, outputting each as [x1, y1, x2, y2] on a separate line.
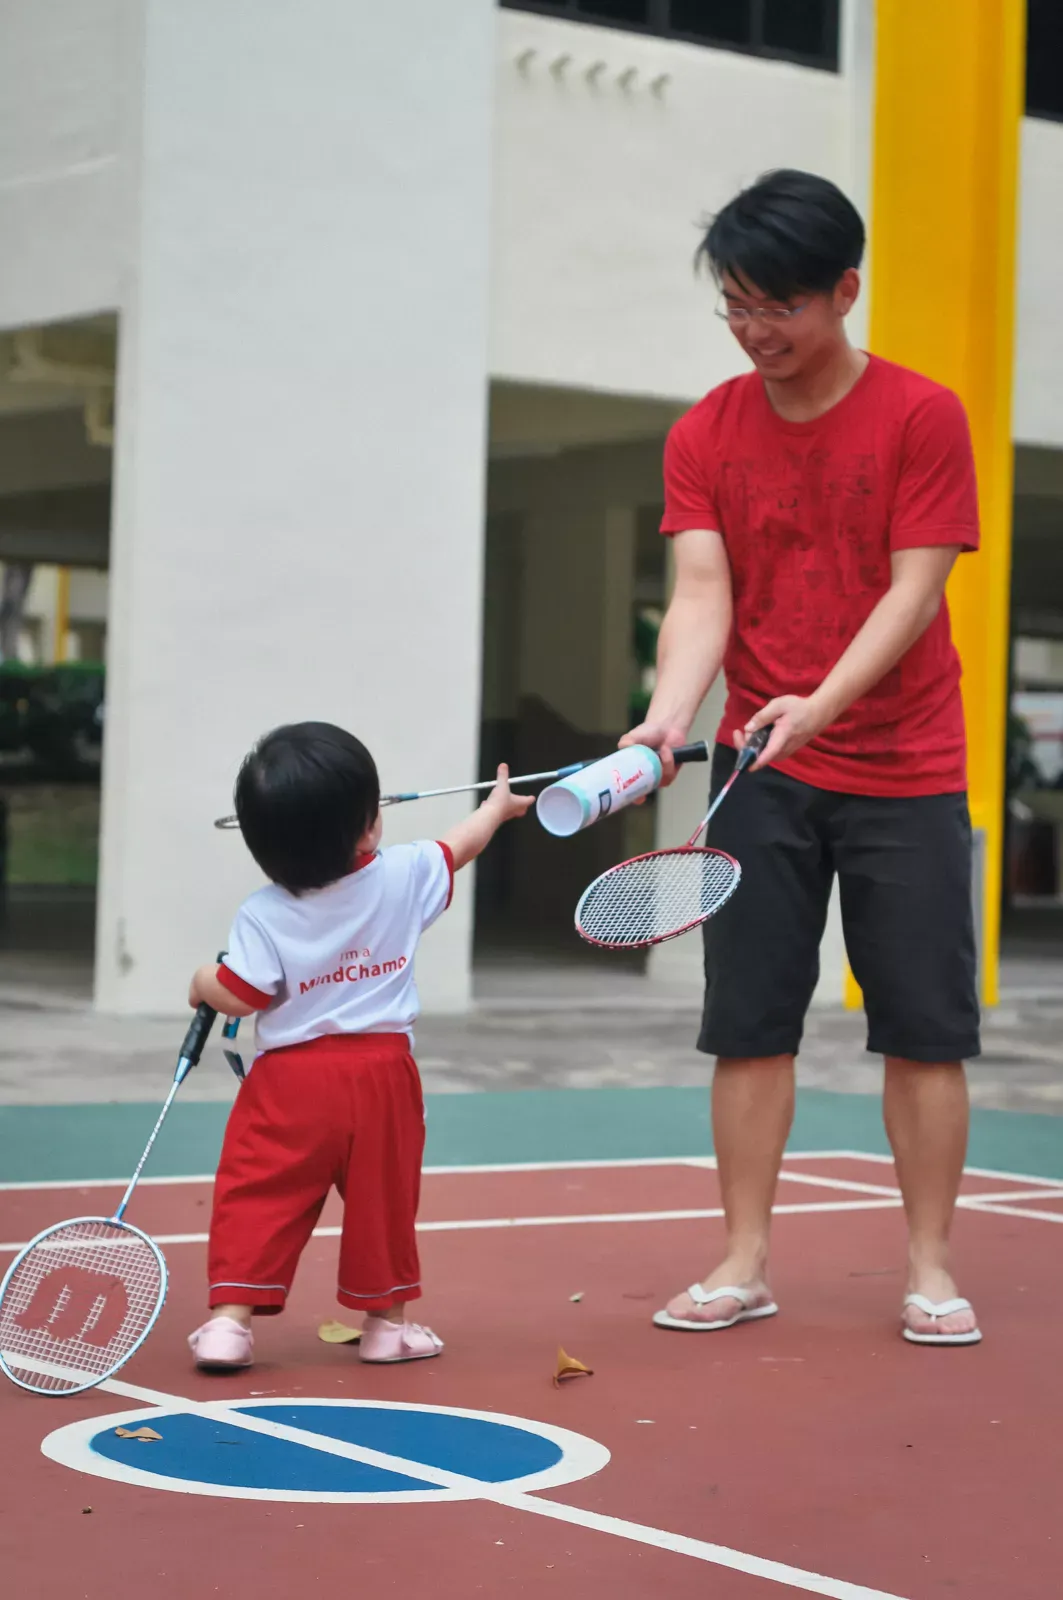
[574, 729, 769, 951]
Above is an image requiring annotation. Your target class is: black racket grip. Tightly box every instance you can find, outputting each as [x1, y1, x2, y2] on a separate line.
[671, 741, 710, 765]
[178, 1003, 218, 1069]
[736, 725, 772, 773]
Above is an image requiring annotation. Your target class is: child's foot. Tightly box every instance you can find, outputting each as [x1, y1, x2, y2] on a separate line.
[188, 1316, 254, 1370]
[359, 1317, 443, 1364]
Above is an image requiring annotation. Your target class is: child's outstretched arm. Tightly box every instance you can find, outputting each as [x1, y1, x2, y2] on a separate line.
[442, 764, 535, 870]
[188, 963, 258, 1016]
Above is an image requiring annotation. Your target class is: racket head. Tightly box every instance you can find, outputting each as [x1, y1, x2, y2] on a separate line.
[0, 1217, 167, 1396]
[575, 845, 741, 951]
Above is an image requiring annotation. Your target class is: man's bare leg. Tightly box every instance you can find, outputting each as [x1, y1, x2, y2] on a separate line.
[883, 1057, 977, 1339]
[663, 1055, 794, 1323]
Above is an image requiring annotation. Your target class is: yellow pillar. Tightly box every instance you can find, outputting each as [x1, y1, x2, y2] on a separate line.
[845, 0, 1025, 1011]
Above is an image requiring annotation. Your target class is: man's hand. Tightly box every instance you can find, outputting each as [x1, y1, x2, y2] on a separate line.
[737, 696, 829, 770]
[619, 721, 690, 788]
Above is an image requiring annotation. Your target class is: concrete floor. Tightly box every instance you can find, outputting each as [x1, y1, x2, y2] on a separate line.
[2, 935, 1062, 1114]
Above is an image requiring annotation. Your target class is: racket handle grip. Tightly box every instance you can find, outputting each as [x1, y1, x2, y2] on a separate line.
[671, 741, 710, 765]
[178, 1003, 218, 1070]
[736, 724, 772, 772]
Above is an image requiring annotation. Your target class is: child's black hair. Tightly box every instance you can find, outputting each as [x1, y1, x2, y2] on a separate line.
[698, 169, 865, 303]
[234, 722, 380, 894]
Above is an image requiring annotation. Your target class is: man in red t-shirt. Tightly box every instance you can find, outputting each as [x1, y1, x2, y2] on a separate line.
[624, 170, 981, 1347]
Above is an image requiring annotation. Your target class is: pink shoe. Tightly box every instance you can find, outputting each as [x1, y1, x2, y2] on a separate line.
[359, 1317, 444, 1364]
[188, 1316, 254, 1370]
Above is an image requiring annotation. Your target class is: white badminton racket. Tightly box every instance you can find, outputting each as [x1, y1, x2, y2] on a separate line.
[0, 1004, 219, 1396]
[574, 730, 769, 951]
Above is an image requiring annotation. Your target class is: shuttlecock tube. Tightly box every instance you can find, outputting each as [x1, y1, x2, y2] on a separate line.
[536, 745, 663, 837]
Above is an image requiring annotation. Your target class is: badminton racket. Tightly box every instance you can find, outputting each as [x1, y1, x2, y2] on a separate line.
[0, 1003, 219, 1396]
[212, 742, 713, 830]
[574, 729, 770, 951]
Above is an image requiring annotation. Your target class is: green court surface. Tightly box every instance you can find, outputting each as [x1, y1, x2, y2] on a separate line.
[1, 1087, 1060, 1185]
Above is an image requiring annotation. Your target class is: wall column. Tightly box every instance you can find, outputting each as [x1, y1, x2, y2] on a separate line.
[97, 0, 496, 1013]
[859, 0, 1024, 1007]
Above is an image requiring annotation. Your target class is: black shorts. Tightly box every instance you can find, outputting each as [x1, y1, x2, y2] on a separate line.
[698, 745, 980, 1063]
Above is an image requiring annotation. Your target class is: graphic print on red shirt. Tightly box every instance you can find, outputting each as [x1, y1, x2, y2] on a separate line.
[660, 355, 980, 797]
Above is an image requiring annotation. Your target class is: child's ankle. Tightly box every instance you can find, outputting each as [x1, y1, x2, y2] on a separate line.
[211, 1304, 253, 1328]
[368, 1304, 407, 1326]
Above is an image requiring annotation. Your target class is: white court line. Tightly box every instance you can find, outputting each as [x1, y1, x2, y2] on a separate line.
[957, 1187, 1063, 1206]
[953, 1200, 1063, 1225]
[0, 1197, 907, 1256]
[776, 1171, 901, 1198]
[0, 1150, 882, 1194]
[33, 1366, 909, 1599]
[14, 1186, 1063, 1255]
[830, 1151, 1063, 1190]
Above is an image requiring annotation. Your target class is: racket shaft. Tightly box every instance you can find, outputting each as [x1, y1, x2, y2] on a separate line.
[114, 1006, 219, 1221]
[381, 763, 592, 805]
[114, 1077, 183, 1222]
[387, 743, 711, 805]
[691, 727, 771, 842]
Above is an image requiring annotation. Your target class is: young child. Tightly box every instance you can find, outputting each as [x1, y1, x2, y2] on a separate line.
[186, 721, 533, 1370]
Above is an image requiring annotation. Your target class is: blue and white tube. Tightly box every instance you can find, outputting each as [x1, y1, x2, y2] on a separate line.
[536, 745, 664, 837]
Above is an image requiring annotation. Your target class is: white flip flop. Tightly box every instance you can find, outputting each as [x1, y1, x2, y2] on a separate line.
[653, 1283, 779, 1332]
[901, 1293, 982, 1346]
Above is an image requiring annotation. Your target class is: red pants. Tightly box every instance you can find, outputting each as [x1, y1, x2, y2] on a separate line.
[207, 1034, 425, 1315]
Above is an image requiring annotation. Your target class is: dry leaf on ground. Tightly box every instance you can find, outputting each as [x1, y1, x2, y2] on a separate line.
[553, 1347, 593, 1387]
[318, 1319, 362, 1344]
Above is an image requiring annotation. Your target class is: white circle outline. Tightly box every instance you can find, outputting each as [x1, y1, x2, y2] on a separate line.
[41, 1396, 612, 1505]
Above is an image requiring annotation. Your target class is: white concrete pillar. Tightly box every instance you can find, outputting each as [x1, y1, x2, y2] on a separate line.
[97, 0, 496, 1014]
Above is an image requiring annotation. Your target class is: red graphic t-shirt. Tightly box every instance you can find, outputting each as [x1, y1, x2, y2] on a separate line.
[660, 355, 980, 797]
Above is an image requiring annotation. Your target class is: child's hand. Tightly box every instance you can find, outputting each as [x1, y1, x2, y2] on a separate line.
[483, 764, 535, 824]
[188, 963, 218, 1009]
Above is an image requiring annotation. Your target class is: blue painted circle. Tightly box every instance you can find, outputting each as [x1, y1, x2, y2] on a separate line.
[41, 1397, 612, 1505]
[88, 1403, 562, 1494]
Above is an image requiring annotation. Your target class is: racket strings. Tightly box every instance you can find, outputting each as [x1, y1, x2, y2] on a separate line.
[576, 847, 740, 949]
[0, 1219, 164, 1394]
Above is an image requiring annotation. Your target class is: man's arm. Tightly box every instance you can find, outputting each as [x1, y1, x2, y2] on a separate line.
[743, 544, 961, 768]
[620, 526, 733, 783]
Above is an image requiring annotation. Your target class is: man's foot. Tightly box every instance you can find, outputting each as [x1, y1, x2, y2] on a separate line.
[359, 1318, 444, 1363]
[902, 1266, 980, 1344]
[655, 1266, 776, 1331]
[188, 1316, 254, 1370]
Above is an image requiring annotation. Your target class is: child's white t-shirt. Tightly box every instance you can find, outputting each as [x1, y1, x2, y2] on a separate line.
[216, 841, 453, 1052]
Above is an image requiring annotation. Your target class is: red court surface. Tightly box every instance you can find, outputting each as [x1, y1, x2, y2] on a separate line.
[2, 1153, 1061, 1599]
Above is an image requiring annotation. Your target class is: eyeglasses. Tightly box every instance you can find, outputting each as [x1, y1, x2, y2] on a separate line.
[715, 301, 808, 325]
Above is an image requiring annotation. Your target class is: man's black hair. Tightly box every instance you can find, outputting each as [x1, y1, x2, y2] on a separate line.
[234, 722, 380, 894]
[698, 169, 865, 303]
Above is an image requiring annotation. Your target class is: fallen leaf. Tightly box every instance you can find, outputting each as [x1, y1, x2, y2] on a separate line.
[318, 1319, 362, 1344]
[569, 1292, 584, 1303]
[114, 1427, 162, 1442]
[553, 1347, 593, 1387]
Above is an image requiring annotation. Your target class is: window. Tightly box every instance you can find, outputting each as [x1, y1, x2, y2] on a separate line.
[500, 0, 840, 72]
[1026, 0, 1063, 121]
